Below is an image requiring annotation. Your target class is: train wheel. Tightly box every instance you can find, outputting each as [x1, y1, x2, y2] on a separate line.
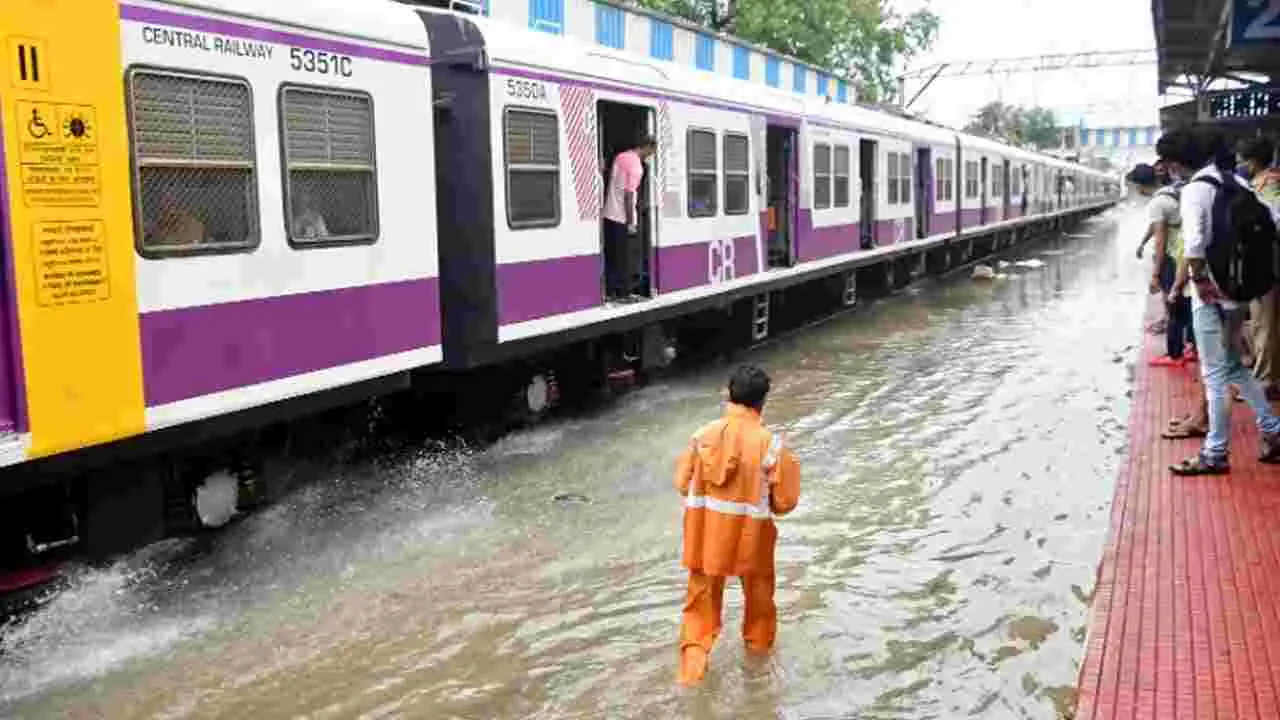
[192, 470, 240, 529]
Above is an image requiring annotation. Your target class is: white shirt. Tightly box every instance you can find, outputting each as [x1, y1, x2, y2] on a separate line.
[1180, 164, 1244, 310]
[1146, 189, 1180, 229]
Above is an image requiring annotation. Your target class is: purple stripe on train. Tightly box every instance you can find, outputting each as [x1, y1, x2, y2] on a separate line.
[119, 4, 431, 66]
[929, 211, 957, 236]
[497, 254, 601, 326]
[959, 208, 984, 229]
[656, 236, 757, 294]
[795, 209, 860, 262]
[873, 218, 914, 246]
[141, 278, 440, 406]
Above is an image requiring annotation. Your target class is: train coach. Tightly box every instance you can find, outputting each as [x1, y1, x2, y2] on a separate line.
[0, 0, 1118, 575]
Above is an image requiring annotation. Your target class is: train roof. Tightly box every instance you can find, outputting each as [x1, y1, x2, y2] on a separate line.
[177, 0, 432, 53]
[207, 0, 1107, 180]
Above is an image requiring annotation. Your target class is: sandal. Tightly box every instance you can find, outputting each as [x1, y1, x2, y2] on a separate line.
[1260, 434, 1280, 464]
[1170, 456, 1229, 476]
[1162, 424, 1207, 439]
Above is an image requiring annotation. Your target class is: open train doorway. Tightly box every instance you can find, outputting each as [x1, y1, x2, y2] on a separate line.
[859, 138, 877, 248]
[979, 157, 989, 225]
[914, 147, 931, 239]
[1001, 160, 1012, 219]
[765, 125, 796, 268]
[598, 100, 655, 302]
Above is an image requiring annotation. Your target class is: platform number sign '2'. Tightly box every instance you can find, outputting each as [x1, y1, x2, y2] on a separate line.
[1232, 0, 1280, 45]
[708, 237, 736, 284]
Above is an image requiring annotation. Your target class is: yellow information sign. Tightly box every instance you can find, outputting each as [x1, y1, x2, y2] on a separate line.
[15, 100, 99, 207]
[1, 3, 146, 458]
[32, 220, 109, 307]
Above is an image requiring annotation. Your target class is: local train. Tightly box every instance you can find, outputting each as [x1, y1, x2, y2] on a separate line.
[0, 0, 1118, 571]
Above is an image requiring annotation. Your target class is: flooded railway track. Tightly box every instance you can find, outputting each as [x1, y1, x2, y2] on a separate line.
[1, 206, 1144, 719]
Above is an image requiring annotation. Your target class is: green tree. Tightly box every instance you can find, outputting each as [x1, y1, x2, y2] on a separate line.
[636, 0, 939, 102]
[964, 102, 1060, 149]
[1020, 107, 1059, 149]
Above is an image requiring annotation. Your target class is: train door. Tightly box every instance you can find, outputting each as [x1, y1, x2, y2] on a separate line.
[765, 125, 796, 268]
[1020, 166, 1029, 216]
[859, 138, 877, 248]
[979, 158, 989, 225]
[597, 100, 654, 301]
[915, 147, 931, 239]
[1002, 160, 1011, 219]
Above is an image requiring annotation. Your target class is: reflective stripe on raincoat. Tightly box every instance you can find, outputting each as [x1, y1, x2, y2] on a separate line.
[673, 403, 801, 577]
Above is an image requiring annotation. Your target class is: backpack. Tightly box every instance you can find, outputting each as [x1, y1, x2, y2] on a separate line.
[1193, 174, 1280, 302]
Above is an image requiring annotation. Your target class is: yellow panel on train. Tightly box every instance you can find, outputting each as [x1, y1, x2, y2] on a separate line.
[0, 0, 144, 457]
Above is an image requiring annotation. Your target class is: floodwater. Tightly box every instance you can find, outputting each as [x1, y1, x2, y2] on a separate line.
[2, 205, 1148, 720]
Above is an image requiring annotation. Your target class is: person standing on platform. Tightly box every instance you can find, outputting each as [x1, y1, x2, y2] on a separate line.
[1237, 137, 1280, 398]
[1127, 162, 1192, 366]
[672, 365, 801, 686]
[1161, 129, 1280, 475]
[601, 136, 657, 302]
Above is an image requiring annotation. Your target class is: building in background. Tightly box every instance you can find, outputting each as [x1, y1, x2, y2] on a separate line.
[408, 0, 857, 105]
[1052, 116, 1161, 170]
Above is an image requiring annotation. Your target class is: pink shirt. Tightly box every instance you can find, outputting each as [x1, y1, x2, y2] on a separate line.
[602, 150, 644, 224]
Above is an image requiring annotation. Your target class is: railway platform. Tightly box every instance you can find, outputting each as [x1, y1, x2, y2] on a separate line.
[1075, 301, 1280, 719]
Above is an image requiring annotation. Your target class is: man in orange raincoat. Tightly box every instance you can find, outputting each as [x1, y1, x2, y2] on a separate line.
[673, 365, 801, 685]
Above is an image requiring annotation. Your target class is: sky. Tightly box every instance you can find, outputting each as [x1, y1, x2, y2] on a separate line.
[894, 0, 1163, 130]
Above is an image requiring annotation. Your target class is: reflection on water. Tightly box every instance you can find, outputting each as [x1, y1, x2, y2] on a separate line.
[1, 206, 1146, 719]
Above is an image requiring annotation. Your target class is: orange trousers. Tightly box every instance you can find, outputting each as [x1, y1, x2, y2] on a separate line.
[677, 571, 776, 684]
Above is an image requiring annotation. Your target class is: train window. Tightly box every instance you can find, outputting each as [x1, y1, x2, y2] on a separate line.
[127, 69, 259, 255]
[992, 168, 1003, 199]
[935, 158, 954, 202]
[723, 133, 750, 215]
[280, 86, 378, 246]
[898, 153, 912, 205]
[887, 152, 900, 205]
[504, 108, 561, 229]
[1011, 166, 1021, 196]
[964, 161, 979, 199]
[833, 145, 850, 208]
[687, 129, 718, 217]
[813, 143, 831, 210]
[887, 152, 910, 205]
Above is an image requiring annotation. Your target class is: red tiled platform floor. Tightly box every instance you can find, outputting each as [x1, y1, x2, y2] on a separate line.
[1075, 306, 1280, 720]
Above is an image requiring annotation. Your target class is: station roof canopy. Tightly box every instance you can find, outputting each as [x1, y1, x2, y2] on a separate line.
[1152, 0, 1278, 93]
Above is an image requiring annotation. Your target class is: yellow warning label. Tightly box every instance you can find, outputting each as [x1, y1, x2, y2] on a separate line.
[20, 163, 99, 206]
[32, 220, 110, 306]
[16, 100, 98, 206]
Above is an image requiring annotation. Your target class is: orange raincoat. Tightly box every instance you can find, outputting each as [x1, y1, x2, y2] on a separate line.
[673, 403, 801, 684]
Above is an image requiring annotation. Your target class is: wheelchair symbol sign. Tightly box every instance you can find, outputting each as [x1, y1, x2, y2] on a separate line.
[27, 107, 50, 139]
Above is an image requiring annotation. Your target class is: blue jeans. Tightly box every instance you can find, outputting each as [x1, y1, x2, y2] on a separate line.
[1194, 303, 1280, 460]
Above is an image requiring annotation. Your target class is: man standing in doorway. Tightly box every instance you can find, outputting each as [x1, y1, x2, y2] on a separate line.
[602, 136, 658, 301]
